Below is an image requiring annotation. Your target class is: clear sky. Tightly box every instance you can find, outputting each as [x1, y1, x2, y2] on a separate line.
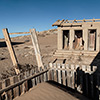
[0, 0, 100, 38]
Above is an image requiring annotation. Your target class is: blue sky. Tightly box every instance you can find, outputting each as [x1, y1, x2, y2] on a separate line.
[0, 0, 100, 38]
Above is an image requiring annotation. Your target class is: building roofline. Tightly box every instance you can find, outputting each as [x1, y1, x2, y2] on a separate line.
[52, 18, 100, 26]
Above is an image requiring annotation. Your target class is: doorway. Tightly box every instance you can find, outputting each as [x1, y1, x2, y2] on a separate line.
[73, 30, 84, 50]
[88, 29, 96, 51]
[63, 30, 69, 50]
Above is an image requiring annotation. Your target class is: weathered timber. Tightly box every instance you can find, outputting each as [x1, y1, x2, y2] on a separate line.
[52, 19, 100, 26]
[9, 32, 30, 35]
[62, 64, 66, 85]
[0, 69, 49, 94]
[2, 28, 20, 75]
[30, 29, 44, 70]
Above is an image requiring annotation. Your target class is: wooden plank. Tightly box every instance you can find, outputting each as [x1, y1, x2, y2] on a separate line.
[84, 72, 89, 96]
[1, 92, 7, 100]
[70, 64, 75, 89]
[43, 67, 46, 82]
[90, 74, 94, 98]
[30, 68, 34, 76]
[53, 19, 100, 26]
[36, 76, 39, 83]
[30, 29, 44, 70]
[32, 78, 35, 87]
[23, 72, 27, 93]
[76, 65, 83, 93]
[54, 63, 57, 82]
[93, 66, 97, 72]
[62, 64, 66, 86]
[47, 69, 52, 81]
[35, 77, 38, 85]
[57, 63, 61, 84]
[20, 73, 25, 95]
[38, 76, 41, 83]
[44, 72, 46, 82]
[0, 82, 2, 90]
[9, 32, 30, 35]
[66, 64, 71, 87]
[49, 63, 54, 81]
[0, 69, 48, 94]
[24, 81, 28, 92]
[39, 74, 42, 83]
[82, 65, 86, 72]
[39, 67, 43, 83]
[95, 74, 100, 100]
[5, 79, 12, 100]
[26, 70, 30, 78]
[13, 76, 19, 98]
[67, 69, 71, 88]
[88, 73, 94, 99]
[2, 28, 20, 75]
[41, 74, 44, 82]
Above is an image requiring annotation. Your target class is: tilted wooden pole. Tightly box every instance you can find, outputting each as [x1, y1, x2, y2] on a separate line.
[2, 28, 20, 74]
[30, 29, 44, 70]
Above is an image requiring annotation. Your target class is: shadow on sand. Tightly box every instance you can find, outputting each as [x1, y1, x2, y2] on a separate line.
[47, 52, 100, 100]
[47, 81, 89, 100]
[75, 52, 100, 100]
[0, 41, 25, 48]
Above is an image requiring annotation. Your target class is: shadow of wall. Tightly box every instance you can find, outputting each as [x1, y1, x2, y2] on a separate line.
[0, 41, 24, 48]
[76, 52, 100, 100]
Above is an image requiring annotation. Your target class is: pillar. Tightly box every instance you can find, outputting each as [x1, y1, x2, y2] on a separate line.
[58, 28, 63, 50]
[83, 28, 88, 50]
[96, 28, 100, 51]
[69, 29, 74, 50]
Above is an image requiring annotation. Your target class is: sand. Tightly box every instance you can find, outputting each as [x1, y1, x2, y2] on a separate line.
[0, 32, 57, 79]
[0, 30, 90, 100]
[15, 82, 89, 100]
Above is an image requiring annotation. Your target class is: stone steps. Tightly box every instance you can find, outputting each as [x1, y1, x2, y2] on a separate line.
[54, 50, 99, 57]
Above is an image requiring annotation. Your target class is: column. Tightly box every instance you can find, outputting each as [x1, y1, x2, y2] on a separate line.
[58, 28, 63, 50]
[83, 28, 88, 50]
[96, 28, 100, 51]
[69, 29, 74, 50]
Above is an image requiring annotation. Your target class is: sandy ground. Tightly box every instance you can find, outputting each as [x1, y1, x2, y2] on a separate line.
[0, 29, 90, 100]
[0, 31, 57, 80]
[0, 28, 100, 80]
[15, 82, 89, 100]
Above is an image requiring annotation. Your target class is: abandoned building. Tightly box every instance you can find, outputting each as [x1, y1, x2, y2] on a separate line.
[52, 19, 100, 66]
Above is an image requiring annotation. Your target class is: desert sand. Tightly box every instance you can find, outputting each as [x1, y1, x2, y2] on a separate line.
[0, 29, 90, 100]
[0, 29, 57, 80]
[15, 82, 89, 100]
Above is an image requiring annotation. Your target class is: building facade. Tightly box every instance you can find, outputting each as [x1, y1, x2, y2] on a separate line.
[52, 19, 100, 65]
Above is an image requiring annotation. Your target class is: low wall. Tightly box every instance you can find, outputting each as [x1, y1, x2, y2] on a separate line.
[0, 66, 49, 100]
[48, 63, 99, 100]
[0, 63, 100, 100]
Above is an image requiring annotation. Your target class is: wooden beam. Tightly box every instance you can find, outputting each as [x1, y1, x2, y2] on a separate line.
[30, 29, 44, 69]
[2, 28, 20, 75]
[9, 32, 30, 35]
[52, 19, 100, 26]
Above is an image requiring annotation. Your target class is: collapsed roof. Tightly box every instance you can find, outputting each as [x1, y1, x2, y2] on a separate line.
[52, 19, 100, 27]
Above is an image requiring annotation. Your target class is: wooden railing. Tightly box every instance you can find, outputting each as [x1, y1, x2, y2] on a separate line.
[48, 63, 99, 100]
[0, 63, 100, 100]
[0, 66, 49, 100]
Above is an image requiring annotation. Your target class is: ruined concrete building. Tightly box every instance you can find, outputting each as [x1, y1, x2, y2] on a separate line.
[52, 19, 100, 66]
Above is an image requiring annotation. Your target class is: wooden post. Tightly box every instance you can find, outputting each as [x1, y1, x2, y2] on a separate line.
[2, 28, 20, 74]
[30, 29, 44, 70]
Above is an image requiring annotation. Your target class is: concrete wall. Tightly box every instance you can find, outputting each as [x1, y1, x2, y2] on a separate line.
[57, 22, 100, 51]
